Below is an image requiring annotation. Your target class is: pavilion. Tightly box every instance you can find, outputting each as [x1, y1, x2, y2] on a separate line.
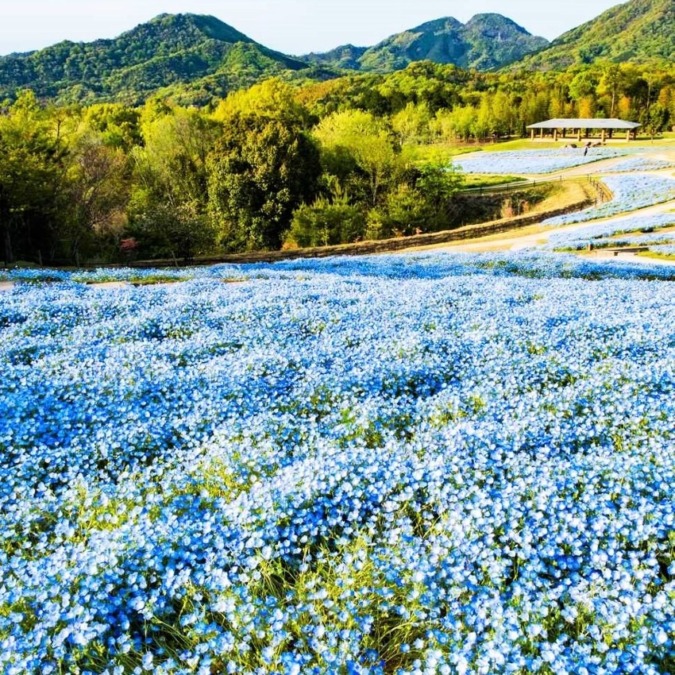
[527, 118, 641, 142]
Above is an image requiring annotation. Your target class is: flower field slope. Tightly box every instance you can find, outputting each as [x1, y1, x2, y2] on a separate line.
[543, 175, 675, 227]
[546, 214, 675, 251]
[453, 149, 632, 175]
[1, 253, 674, 674]
[604, 156, 675, 173]
[647, 245, 675, 257]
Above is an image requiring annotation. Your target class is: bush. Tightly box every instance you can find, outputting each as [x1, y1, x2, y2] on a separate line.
[286, 197, 365, 248]
[128, 199, 216, 261]
[368, 185, 432, 238]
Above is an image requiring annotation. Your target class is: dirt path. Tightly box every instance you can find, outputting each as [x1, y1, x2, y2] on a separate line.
[90, 282, 129, 289]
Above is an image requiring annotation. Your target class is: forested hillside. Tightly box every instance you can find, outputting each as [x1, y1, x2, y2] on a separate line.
[1, 0, 675, 268]
[0, 14, 312, 105]
[517, 0, 675, 70]
[302, 14, 548, 72]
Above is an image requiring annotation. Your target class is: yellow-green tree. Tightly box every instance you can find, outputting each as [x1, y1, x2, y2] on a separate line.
[0, 91, 68, 264]
[314, 110, 398, 207]
[129, 106, 221, 260]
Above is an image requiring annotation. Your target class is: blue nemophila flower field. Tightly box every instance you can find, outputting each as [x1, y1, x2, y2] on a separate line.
[546, 214, 675, 251]
[543, 175, 675, 227]
[1, 252, 674, 674]
[647, 245, 675, 257]
[549, 233, 675, 252]
[604, 157, 675, 173]
[547, 228, 675, 252]
[453, 149, 633, 175]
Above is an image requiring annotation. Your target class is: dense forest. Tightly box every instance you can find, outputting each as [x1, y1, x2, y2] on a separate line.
[1, 58, 674, 265]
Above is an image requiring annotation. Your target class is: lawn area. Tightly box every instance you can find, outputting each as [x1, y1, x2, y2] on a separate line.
[461, 174, 525, 188]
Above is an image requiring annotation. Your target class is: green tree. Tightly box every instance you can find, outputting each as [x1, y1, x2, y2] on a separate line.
[286, 195, 364, 248]
[213, 79, 311, 127]
[391, 103, 431, 146]
[83, 103, 142, 150]
[128, 199, 213, 261]
[314, 110, 398, 207]
[0, 91, 68, 264]
[567, 71, 595, 101]
[366, 162, 463, 239]
[597, 63, 624, 117]
[644, 104, 669, 140]
[129, 106, 220, 259]
[208, 113, 321, 251]
[65, 133, 130, 263]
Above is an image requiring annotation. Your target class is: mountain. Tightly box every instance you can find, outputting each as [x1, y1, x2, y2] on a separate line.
[0, 14, 312, 105]
[516, 0, 675, 70]
[1, 3, 670, 106]
[303, 45, 368, 71]
[302, 14, 549, 73]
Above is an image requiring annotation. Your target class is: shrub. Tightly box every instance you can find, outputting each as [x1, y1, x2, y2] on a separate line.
[286, 197, 365, 248]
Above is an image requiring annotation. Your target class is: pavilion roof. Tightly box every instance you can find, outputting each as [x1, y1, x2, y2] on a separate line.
[527, 118, 641, 130]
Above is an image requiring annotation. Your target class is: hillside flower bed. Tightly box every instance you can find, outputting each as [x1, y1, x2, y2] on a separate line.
[453, 149, 631, 175]
[0, 267, 196, 285]
[549, 232, 675, 251]
[646, 244, 675, 257]
[546, 214, 675, 250]
[1, 253, 674, 674]
[543, 175, 675, 226]
[545, 214, 675, 250]
[604, 156, 675, 173]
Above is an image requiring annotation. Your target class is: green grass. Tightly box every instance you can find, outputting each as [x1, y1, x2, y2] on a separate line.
[462, 174, 525, 188]
[76, 275, 191, 286]
[406, 143, 486, 164]
[489, 139, 561, 151]
[637, 250, 675, 261]
[129, 276, 188, 286]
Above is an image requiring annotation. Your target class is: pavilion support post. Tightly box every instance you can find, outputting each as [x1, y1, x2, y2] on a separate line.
[530, 129, 535, 141]
[626, 130, 631, 142]
[577, 129, 582, 142]
[554, 129, 558, 142]
[601, 129, 606, 143]
[540, 129, 544, 139]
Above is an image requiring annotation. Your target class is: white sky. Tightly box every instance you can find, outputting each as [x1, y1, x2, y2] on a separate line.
[0, 0, 626, 56]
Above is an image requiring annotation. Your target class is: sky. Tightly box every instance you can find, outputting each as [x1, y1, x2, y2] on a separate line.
[1, 0, 625, 56]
